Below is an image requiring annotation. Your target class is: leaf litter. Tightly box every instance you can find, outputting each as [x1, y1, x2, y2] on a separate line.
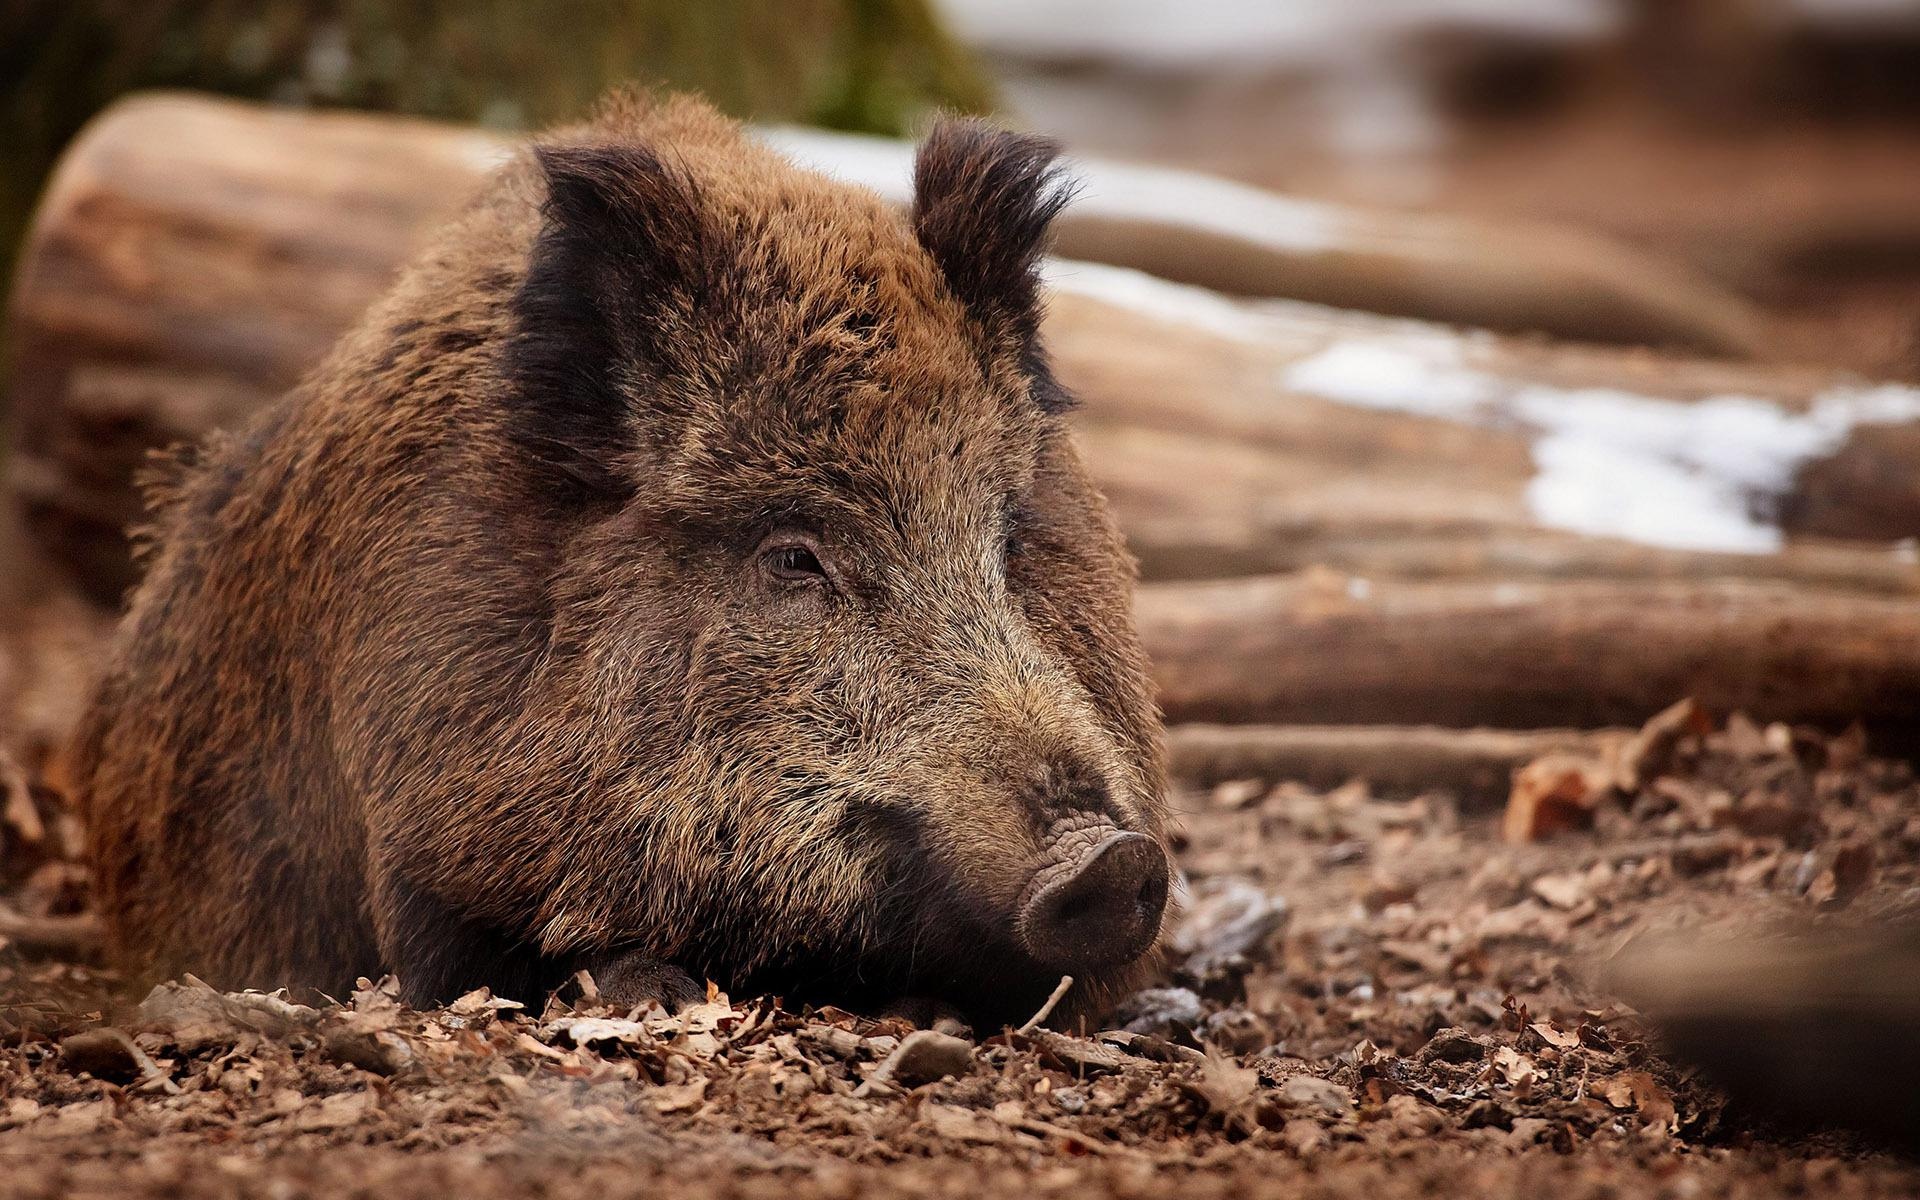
[6, 699, 1920, 1197]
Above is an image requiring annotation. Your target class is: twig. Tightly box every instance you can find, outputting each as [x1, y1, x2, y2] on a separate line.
[0, 906, 103, 958]
[998, 1112, 1133, 1158]
[1017, 975, 1073, 1035]
[1166, 722, 1624, 808]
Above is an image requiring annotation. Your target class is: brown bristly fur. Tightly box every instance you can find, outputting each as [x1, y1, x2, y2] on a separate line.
[71, 91, 1168, 1028]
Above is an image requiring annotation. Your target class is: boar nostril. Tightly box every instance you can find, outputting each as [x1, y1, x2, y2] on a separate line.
[1019, 831, 1169, 971]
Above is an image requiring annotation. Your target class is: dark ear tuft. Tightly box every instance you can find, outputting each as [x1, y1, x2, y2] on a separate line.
[911, 120, 1075, 342]
[505, 143, 710, 498]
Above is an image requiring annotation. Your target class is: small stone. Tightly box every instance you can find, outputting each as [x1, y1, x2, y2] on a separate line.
[1170, 878, 1290, 980]
[322, 1027, 414, 1076]
[861, 1029, 974, 1092]
[1383, 1093, 1447, 1135]
[1113, 986, 1206, 1038]
[1277, 1074, 1352, 1118]
[1418, 1026, 1491, 1064]
[60, 1028, 141, 1079]
[1198, 1008, 1272, 1055]
[1280, 1116, 1325, 1155]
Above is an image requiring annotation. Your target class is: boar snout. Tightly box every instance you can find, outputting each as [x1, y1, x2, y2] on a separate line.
[1018, 828, 1169, 972]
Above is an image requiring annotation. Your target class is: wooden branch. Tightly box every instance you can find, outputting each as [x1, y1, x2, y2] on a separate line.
[0, 905, 103, 959]
[1138, 571, 1920, 734]
[1164, 722, 1624, 802]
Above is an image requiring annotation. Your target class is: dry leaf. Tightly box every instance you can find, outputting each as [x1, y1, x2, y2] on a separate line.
[1276, 1073, 1351, 1119]
[137, 980, 321, 1052]
[1530, 872, 1589, 911]
[1492, 1046, 1537, 1095]
[1503, 755, 1610, 844]
[649, 1078, 709, 1114]
[542, 1016, 652, 1048]
[1191, 1052, 1262, 1131]
[1604, 1070, 1677, 1131]
[1613, 697, 1708, 791]
[1210, 779, 1268, 810]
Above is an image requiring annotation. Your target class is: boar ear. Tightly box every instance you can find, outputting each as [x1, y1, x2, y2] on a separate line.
[504, 143, 712, 496]
[912, 121, 1077, 411]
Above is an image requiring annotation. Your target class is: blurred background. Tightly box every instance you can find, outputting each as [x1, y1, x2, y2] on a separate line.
[8, 0, 1920, 377]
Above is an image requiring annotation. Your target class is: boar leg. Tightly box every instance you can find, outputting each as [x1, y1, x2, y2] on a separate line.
[578, 949, 704, 1013]
[370, 866, 552, 1008]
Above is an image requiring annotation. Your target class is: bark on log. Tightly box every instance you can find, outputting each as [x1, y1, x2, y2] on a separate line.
[1165, 722, 1623, 803]
[10, 92, 1867, 606]
[3, 95, 500, 599]
[0, 905, 103, 959]
[1137, 570, 1920, 735]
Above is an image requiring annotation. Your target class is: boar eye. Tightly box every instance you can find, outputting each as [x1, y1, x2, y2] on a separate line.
[763, 542, 828, 583]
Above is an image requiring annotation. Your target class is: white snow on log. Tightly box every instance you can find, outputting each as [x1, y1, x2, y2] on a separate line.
[1040, 259, 1312, 344]
[1059, 156, 1347, 255]
[758, 126, 1347, 254]
[1283, 341, 1920, 554]
[1282, 337, 1498, 420]
[932, 0, 1617, 69]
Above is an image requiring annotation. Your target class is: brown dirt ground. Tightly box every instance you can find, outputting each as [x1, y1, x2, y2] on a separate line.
[6, 667, 1920, 1197]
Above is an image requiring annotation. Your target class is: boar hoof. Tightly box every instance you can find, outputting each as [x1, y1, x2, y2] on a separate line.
[880, 996, 972, 1037]
[583, 952, 704, 1013]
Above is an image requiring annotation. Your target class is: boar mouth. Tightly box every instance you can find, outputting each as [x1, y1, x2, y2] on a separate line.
[764, 804, 1168, 1025]
[1016, 826, 1170, 973]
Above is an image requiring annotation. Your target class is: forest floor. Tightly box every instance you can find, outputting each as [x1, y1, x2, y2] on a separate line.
[4, 687, 1919, 1198]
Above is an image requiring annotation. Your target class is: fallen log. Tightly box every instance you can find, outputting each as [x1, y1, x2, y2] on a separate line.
[1164, 722, 1622, 804]
[0, 905, 103, 959]
[13, 91, 1877, 607]
[1138, 570, 1920, 735]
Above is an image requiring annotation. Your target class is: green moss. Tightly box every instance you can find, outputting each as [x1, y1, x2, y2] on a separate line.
[0, 0, 998, 296]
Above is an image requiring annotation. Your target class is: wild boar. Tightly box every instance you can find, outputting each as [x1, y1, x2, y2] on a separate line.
[72, 92, 1170, 1028]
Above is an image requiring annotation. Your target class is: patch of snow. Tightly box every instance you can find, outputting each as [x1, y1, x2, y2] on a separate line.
[1067, 158, 1348, 254]
[1280, 339, 1495, 421]
[1282, 342, 1920, 554]
[1524, 425, 1788, 553]
[1039, 260, 1304, 344]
